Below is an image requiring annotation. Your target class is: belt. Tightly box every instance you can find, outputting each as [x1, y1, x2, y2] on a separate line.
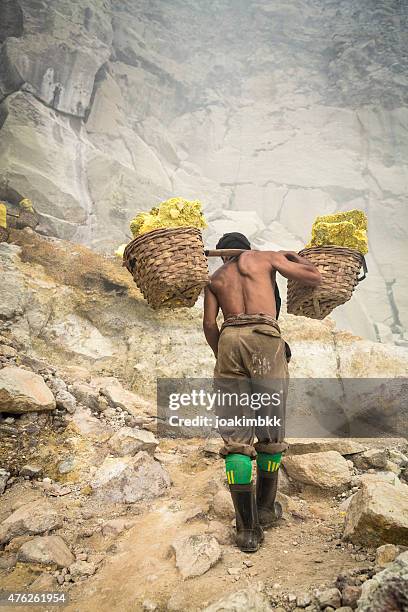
[220, 313, 281, 334]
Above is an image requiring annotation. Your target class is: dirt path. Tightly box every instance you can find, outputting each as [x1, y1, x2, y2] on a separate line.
[64, 441, 371, 612]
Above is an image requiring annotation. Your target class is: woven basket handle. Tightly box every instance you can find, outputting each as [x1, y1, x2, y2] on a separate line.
[357, 256, 368, 282]
[205, 248, 246, 257]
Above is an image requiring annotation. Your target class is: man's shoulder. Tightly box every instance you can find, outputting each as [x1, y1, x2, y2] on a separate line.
[240, 250, 277, 264]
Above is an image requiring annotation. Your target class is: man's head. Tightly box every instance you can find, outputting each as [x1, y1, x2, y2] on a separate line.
[216, 232, 251, 252]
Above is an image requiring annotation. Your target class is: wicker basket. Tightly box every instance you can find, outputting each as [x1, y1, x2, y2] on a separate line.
[287, 246, 366, 319]
[123, 226, 209, 309]
[0, 227, 9, 243]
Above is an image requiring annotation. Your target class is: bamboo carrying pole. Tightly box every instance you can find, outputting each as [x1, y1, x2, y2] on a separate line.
[205, 248, 246, 257]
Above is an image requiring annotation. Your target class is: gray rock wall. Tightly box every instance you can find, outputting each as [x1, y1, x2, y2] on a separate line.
[0, 0, 407, 343]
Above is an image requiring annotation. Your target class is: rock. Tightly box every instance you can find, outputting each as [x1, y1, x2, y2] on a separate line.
[375, 543, 400, 567]
[339, 494, 355, 512]
[387, 449, 408, 467]
[211, 488, 235, 520]
[47, 377, 67, 394]
[0, 501, 62, 545]
[356, 551, 408, 611]
[287, 439, 367, 457]
[20, 464, 42, 478]
[343, 481, 408, 545]
[283, 451, 352, 491]
[0, 552, 17, 570]
[316, 588, 342, 609]
[384, 460, 401, 475]
[336, 608, 354, 612]
[91, 451, 170, 503]
[69, 560, 96, 578]
[70, 383, 100, 411]
[201, 439, 222, 456]
[0, 366, 56, 413]
[341, 585, 361, 609]
[17, 535, 75, 568]
[0, 468, 10, 494]
[355, 471, 405, 489]
[108, 427, 158, 456]
[55, 389, 77, 414]
[102, 517, 135, 536]
[71, 406, 112, 441]
[205, 520, 232, 545]
[183, 503, 210, 523]
[171, 534, 221, 579]
[353, 449, 388, 471]
[0, 344, 17, 358]
[296, 592, 312, 608]
[203, 584, 272, 611]
[58, 457, 76, 474]
[142, 600, 158, 611]
[100, 380, 145, 415]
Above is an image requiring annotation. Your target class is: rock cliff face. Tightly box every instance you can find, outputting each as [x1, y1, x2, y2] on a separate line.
[0, 0, 407, 343]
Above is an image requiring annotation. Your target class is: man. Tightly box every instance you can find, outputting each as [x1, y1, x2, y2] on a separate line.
[203, 232, 321, 552]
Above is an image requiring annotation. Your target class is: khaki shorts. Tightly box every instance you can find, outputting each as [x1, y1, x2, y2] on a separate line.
[214, 323, 289, 458]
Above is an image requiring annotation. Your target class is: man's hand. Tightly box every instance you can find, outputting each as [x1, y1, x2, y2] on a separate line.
[203, 285, 220, 358]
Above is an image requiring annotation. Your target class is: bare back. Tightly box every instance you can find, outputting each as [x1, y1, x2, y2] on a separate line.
[209, 251, 277, 318]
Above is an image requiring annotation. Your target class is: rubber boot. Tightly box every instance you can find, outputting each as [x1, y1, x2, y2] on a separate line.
[229, 483, 263, 552]
[256, 468, 283, 529]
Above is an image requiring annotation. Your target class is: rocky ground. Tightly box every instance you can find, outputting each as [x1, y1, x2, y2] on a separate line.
[1, 230, 408, 611]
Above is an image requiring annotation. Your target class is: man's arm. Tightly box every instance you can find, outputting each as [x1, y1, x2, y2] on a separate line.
[203, 285, 220, 358]
[269, 251, 322, 286]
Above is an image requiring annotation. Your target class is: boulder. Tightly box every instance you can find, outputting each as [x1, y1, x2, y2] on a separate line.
[375, 543, 400, 567]
[69, 560, 96, 578]
[20, 465, 42, 478]
[341, 585, 362, 609]
[355, 471, 404, 489]
[91, 451, 170, 503]
[0, 468, 10, 494]
[356, 551, 408, 611]
[0, 501, 62, 545]
[343, 481, 408, 545]
[17, 535, 74, 568]
[353, 449, 388, 470]
[55, 389, 77, 414]
[100, 379, 151, 416]
[287, 439, 367, 456]
[211, 488, 235, 520]
[316, 588, 342, 609]
[283, 451, 352, 491]
[203, 584, 272, 611]
[0, 366, 56, 413]
[70, 383, 100, 411]
[171, 534, 221, 579]
[108, 427, 158, 456]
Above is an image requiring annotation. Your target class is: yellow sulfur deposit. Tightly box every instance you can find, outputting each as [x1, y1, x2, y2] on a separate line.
[115, 244, 127, 258]
[19, 198, 34, 213]
[0, 203, 7, 228]
[307, 209, 368, 255]
[130, 197, 207, 238]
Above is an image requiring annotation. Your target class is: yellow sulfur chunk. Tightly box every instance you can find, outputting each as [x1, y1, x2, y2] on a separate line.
[130, 197, 207, 238]
[115, 244, 127, 258]
[314, 209, 367, 231]
[0, 203, 7, 228]
[307, 209, 368, 255]
[19, 198, 34, 213]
